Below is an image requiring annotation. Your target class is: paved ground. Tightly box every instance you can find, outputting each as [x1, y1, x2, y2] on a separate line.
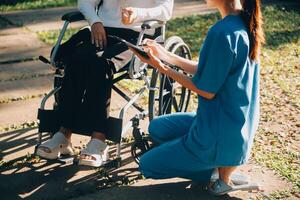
[0, 0, 294, 199]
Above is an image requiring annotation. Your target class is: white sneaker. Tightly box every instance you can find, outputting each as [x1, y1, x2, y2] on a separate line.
[78, 138, 109, 167]
[37, 132, 73, 160]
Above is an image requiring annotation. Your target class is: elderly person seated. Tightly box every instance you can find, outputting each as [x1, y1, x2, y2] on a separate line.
[37, 0, 174, 167]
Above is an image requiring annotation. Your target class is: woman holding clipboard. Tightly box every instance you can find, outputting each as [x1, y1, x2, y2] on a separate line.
[129, 0, 265, 195]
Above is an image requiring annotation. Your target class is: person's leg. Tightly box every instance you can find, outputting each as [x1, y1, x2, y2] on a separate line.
[58, 127, 72, 140]
[84, 56, 113, 142]
[84, 27, 140, 141]
[78, 27, 152, 165]
[37, 48, 89, 157]
[78, 55, 113, 165]
[140, 112, 213, 182]
[139, 137, 214, 183]
[58, 46, 90, 137]
[218, 166, 238, 184]
[148, 112, 196, 145]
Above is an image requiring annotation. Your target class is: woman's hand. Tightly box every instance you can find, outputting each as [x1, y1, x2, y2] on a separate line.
[122, 7, 137, 25]
[143, 39, 170, 61]
[129, 46, 169, 72]
[91, 22, 107, 49]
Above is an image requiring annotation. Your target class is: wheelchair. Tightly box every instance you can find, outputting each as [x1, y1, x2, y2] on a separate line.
[36, 11, 192, 168]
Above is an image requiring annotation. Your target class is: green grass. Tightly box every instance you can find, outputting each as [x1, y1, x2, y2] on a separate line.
[36, 4, 300, 198]
[263, 5, 300, 49]
[252, 7, 300, 196]
[166, 13, 221, 57]
[37, 28, 78, 45]
[0, 0, 76, 12]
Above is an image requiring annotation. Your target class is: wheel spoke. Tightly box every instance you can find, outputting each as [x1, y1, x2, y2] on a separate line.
[166, 76, 173, 85]
[172, 97, 180, 112]
[162, 97, 172, 114]
[179, 95, 185, 110]
[178, 88, 186, 109]
[149, 42, 192, 120]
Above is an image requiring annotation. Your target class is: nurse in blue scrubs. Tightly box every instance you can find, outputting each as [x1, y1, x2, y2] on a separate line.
[129, 0, 265, 195]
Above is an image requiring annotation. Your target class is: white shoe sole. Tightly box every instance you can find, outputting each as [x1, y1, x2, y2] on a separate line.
[78, 146, 109, 167]
[37, 145, 73, 160]
[78, 159, 103, 167]
[37, 148, 60, 160]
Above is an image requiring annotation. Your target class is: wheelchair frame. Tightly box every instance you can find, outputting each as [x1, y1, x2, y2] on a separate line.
[36, 11, 192, 167]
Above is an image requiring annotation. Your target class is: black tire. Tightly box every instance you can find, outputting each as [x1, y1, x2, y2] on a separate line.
[131, 136, 153, 164]
[148, 36, 192, 121]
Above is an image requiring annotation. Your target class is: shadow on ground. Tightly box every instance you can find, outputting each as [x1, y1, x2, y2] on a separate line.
[0, 127, 134, 199]
[0, 128, 244, 200]
[74, 181, 243, 200]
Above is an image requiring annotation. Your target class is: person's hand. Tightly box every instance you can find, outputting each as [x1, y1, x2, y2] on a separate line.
[122, 7, 137, 25]
[129, 46, 169, 72]
[142, 39, 170, 61]
[91, 22, 107, 48]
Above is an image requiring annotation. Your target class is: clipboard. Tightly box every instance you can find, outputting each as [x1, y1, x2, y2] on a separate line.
[108, 35, 150, 59]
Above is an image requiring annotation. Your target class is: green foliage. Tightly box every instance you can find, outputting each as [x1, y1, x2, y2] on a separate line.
[166, 13, 220, 57]
[268, 187, 300, 199]
[37, 28, 78, 45]
[38, 4, 300, 55]
[263, 5, 300, 48]
[0, 0, 76, 12]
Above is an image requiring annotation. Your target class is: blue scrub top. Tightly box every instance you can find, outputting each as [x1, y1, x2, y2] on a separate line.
[187, 15, 260, 166]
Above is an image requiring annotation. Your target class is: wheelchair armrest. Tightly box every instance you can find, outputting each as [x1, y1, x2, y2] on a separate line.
[141, 20, 165, 30]
[61, 11, 85, 22]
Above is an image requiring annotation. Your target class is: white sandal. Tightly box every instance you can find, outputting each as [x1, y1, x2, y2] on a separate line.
[78, 139, 109, 167]
[37, 132, 73, 160]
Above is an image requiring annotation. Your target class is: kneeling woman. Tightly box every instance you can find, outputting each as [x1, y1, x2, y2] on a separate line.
[130, 0, 264, 195]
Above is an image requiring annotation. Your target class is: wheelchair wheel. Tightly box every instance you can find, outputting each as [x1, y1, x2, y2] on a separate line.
[131, 136, 153, 164]
[148, 36, 192, 120]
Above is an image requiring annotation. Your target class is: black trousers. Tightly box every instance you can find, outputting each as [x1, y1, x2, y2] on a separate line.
[57, 27, 140, 136]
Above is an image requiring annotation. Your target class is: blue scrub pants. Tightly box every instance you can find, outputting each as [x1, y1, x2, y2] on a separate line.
[139, 112, 214, 183]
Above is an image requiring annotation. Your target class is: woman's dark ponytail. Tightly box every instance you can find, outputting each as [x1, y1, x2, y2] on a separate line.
[240, 0, 265, 61]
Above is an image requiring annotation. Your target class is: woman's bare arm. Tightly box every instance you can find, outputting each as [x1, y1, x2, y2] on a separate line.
[163, 51, 198, 75]
[162, 63, 215, 99]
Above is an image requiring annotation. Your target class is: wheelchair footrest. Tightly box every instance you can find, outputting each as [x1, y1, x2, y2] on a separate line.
[106, 117, 122, 143]
[37, 109, 60, 133]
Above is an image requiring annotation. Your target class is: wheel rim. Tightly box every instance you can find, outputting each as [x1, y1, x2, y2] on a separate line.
[131, 139, 152, 164]
[149, 41, 192, 120]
